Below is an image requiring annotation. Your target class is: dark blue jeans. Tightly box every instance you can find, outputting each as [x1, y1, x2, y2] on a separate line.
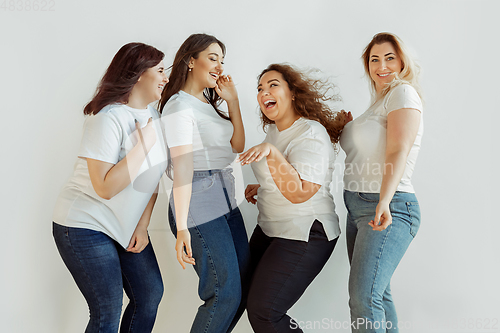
[169, 169, 250, 333]
[53, 222, 163, 333]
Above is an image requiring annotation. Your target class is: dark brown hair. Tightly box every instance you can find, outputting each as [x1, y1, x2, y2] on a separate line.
[158, 33, 229, 120]
[84, 42, 164, 115]
[258, 63, 344, 144]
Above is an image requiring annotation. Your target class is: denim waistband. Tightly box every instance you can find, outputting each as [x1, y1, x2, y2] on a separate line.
[344, 189, 418, 202]
[193, 168, 233, 177]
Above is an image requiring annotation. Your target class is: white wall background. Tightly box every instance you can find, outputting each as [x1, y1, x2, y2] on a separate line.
[1, 0, 499, 332]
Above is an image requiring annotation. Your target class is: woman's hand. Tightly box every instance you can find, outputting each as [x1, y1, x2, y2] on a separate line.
[215, 74, 245, 152]
[245, 184, 261, 204]
[175, 229, 195, 269]
[215, 75, 238, 103]
[237, 143, 274, 165]
[134, 117, 157, 152]
[126, 226, 149, 253]
[87, 118, 158, 200]
[369, 201, 392, 231]
[335, 110, 353, 127]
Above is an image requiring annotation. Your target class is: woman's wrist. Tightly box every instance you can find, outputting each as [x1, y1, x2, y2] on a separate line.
[134, 138, 154, 156]
[266, 143, 277, 158]
[226, 98, 240, 109]
[378, 198, 391, 206]
[135, 223, 149, 232]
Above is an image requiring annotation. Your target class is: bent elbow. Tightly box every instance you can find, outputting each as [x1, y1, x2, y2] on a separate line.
[100, 194, 113, 201]
[289, 198, 304, 204]
[94, 187, 114, 201]
[233, 144, 245, 154]
[286, 194, 308, 205]
[285, 187, 319, 204]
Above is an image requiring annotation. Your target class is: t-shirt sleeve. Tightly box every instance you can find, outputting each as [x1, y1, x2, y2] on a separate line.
[161, 100, 195, 147]
[286, 131, 330, 185]
[384, 84, 422, 115]
[78, 113, 122, 164]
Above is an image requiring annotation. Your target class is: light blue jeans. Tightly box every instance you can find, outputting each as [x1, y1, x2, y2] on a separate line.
[344, 190, 421, 333]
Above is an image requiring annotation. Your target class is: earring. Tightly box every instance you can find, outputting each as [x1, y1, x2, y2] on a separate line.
[188, 68, 192, 72]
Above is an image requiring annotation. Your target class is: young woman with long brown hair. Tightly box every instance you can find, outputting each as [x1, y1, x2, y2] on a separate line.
[239, 63, 351, 332]
[159, 33, 249, 333]
[52, 42, 168, 332]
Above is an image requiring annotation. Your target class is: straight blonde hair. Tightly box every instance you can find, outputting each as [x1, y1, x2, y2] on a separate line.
[362, 32, 422, 102]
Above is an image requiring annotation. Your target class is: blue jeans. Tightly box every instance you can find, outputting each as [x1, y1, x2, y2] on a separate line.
[53, 222, 163, 333]
[344, 190, 421, 333]
[169, 169, 250, 333]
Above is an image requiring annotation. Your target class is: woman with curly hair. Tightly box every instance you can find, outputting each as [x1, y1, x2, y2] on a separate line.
[238, 63, 351, 332]
[340, 32, 423, 332]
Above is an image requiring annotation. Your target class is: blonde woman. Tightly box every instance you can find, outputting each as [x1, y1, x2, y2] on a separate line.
[340, 32, 423, 332]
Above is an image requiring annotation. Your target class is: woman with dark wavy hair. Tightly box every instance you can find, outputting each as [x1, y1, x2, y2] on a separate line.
[52, 42, 168, 332]
[159, 33, 249, 333]
[239, 63, 351, 332]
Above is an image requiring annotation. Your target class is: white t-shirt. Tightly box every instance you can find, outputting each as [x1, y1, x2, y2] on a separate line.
[251, 117, 340, 242]
[161, 90, 235, 170]
[53, 104, 168, 249]
[340, 84, 423, 193]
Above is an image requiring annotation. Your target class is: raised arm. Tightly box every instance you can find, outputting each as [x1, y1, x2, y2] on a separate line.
[239, 143, 320, 204]
[88, 118, 156, 200]
[370, 108, 421, 230]
[215, 75, 245, 153]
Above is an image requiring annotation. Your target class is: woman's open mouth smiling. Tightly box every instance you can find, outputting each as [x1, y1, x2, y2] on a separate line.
[263, 99, 276, 109]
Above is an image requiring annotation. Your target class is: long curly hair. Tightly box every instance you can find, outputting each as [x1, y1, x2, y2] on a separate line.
[258, 63, 344, 144]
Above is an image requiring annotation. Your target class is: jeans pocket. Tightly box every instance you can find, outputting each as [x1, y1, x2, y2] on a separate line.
[222, 172, 236, 202]
[356, 192, 380, 203]
[406, 201, 421, 238]
[53, 222, 69, 243]
[191, 176, 215, 194]
[224, 170, 235, 184]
